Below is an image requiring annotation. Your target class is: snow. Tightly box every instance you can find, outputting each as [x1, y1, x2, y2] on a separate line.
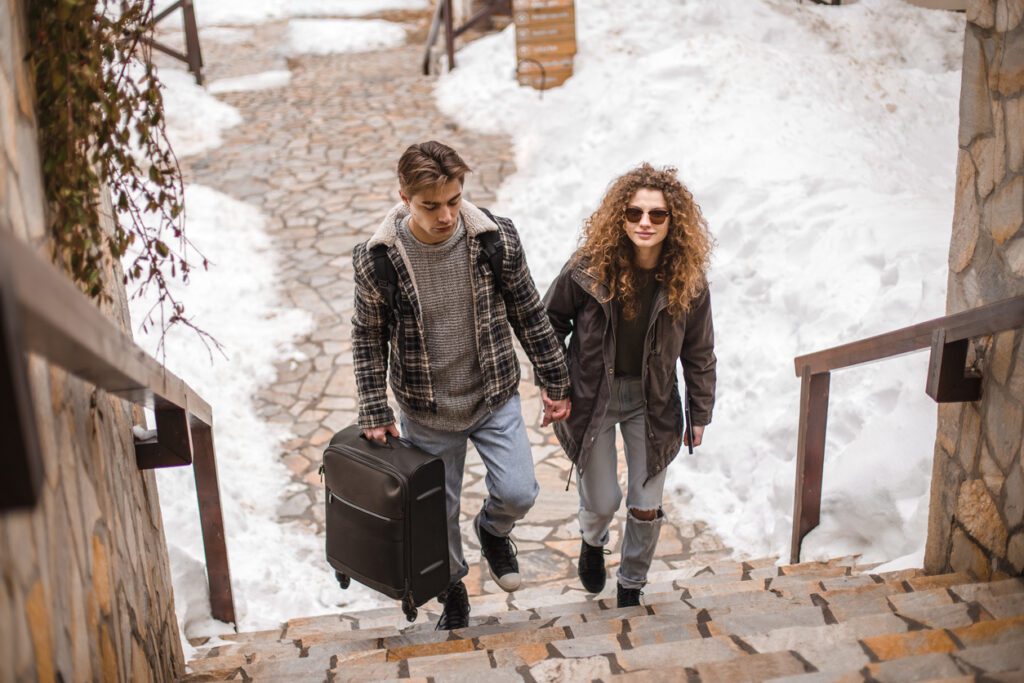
[435, 0, 965, 566]
[156, 0, 428, 27]
[158, 68, 242, 158]
[208, 70, 292, 94]
[287, 18, 408, 55]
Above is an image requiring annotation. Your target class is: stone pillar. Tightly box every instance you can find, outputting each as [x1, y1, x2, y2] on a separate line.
[1, 0, 184, 679]
[925, 0, 1024, 579]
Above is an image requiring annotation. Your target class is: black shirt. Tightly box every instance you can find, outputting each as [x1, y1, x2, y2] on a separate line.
[614, 270, 659, 377]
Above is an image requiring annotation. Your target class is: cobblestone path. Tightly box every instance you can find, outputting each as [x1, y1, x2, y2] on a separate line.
[172, 10, 728, 605]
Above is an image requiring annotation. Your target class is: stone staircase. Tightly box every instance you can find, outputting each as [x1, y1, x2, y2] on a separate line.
[181, 557, 1024, 682]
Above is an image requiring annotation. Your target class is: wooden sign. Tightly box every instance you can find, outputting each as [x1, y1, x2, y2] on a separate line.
[513, 0, 576, 90]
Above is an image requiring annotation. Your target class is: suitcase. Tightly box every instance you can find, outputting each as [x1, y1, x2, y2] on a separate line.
[320, 425, 450, 622]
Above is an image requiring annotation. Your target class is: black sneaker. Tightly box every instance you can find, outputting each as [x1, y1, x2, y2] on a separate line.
[577, 539, 609, 593]
[474, 513, 521, 592]
[616, 582, 643, 609]
[435, 580, 470, 630]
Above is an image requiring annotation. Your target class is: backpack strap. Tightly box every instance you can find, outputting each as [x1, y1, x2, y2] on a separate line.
[478, 208, 505, 298]
[370, 244, 399, 311]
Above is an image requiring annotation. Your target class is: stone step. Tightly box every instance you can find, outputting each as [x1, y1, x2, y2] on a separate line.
[187, 572, 1014, 674]
[183, 602, 1024, 682]
[183, 572, 1021, 680]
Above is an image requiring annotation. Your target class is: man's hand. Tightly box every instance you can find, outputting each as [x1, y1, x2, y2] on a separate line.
[683, 425, 705, 448]
[541, 390, 571, 427]
[363, 423, 400, 444]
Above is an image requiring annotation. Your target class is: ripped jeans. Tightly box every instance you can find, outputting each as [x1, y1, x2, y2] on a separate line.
[578, 377, 668, 590]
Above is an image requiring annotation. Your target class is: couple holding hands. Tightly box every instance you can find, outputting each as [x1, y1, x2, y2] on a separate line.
[351, 141, 716, 630]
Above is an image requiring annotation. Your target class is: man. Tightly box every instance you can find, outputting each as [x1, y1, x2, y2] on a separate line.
[351, 141, 571, 630]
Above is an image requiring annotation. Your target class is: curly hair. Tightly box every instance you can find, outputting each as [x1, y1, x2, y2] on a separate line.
[576, 163, 713, 320]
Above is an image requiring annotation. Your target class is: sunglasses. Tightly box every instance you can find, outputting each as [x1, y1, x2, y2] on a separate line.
[624, 207, 671, 225]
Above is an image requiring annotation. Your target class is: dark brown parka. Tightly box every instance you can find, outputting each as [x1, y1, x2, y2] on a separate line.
[543, 259, 717, 480]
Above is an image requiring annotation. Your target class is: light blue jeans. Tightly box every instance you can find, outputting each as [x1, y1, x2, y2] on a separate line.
[401, 394, 538, 584]
[578, 377, 668, 590]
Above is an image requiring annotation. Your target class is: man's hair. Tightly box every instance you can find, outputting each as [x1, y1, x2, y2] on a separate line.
[397, 141, 472, 198]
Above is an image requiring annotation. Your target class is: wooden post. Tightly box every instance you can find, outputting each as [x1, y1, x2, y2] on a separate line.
[0, 269, 44, 511]
[135, 405, 194, 469]
[181, 0, 205, 85]
[926, 328, 982, 403]
[790, 367, 830, 564]
[192, 423, 236, 625]
[444, 0, 456, 70]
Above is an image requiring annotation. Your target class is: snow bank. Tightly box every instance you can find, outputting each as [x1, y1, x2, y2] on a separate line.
[436, 0, 964, 564]
[287, 18, 408, 55]
[208, 69, 292, 94]
[156, 0, 428, 26]
[158, 68, 242, 158]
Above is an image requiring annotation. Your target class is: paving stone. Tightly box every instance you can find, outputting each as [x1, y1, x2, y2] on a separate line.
[743, 612, 907, 660]
[948, 617, 1023, 655]
[695, 650, 811, 682]
[432, 667, 523, 683]
[706, 605, 828, 636]
[613, 636, 741, 671]
[405, 649, 492, 677]
[895, 601, 976, 629]
[865, 652, 966, 681]
[549, 632, 622, 658]
[529, 655, 613, 682]
[860, 629, 959, 661]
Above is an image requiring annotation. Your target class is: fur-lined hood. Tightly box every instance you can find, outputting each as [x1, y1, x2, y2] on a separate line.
[366, 200, 499, 249]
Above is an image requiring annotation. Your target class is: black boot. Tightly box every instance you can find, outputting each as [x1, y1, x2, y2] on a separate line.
[577, 539, 609, 593]
[616, 582, 643, 609]
[436, 580, 470, 630]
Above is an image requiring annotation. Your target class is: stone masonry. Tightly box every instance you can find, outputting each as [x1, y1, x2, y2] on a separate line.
[926, 0, 1024, 578]
[1, 0, 183, 680]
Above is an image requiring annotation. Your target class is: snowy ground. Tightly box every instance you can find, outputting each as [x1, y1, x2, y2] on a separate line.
[435, 0, 965, 568]
[133, 0, 965, 654]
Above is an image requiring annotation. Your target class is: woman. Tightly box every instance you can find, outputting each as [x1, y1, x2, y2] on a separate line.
[543, 163, 717, 608]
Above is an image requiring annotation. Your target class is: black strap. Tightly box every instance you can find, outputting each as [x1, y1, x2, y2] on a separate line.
[477, 208, 505, 298]
[370, 245, 399, 311]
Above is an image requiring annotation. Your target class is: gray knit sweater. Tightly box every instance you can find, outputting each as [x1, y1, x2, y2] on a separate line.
[396, 216, 488, 431]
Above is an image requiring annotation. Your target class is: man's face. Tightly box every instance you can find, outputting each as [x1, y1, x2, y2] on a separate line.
[402, 178, 463, 245]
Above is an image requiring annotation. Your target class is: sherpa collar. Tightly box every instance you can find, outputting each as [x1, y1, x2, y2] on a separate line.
[366, 200, 499, 249]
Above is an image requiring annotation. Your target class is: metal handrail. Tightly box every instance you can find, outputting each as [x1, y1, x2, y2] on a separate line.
[0, 230, 235, 624]
[789, 295, 1024, 564]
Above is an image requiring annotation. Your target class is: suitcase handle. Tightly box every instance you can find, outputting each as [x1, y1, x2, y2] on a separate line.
[358, 431, 416, 450]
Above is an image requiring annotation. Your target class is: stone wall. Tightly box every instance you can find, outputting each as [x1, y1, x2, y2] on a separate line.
[925, 0, 1024, 579]
[1, 0, 184, 680]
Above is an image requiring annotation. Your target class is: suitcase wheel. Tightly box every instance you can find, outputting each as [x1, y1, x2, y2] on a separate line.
[334, 571, 351, 589]
[402, 595, 417, 622]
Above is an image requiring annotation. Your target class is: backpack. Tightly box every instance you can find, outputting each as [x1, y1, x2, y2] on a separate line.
[370, 208, 505, 315]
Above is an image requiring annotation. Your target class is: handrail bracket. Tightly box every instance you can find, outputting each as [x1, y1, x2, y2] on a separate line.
[926, 329, 982, 403]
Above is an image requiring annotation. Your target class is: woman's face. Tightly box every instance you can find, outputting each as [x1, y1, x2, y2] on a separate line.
[623, 188, 670, 254]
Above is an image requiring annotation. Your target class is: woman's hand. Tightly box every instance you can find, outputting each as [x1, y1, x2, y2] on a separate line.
[541, 390, 571, 427]
[684, 425, 705, 448]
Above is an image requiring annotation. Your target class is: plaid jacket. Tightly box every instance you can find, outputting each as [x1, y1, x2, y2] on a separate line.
[351, 201, 570, 430]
